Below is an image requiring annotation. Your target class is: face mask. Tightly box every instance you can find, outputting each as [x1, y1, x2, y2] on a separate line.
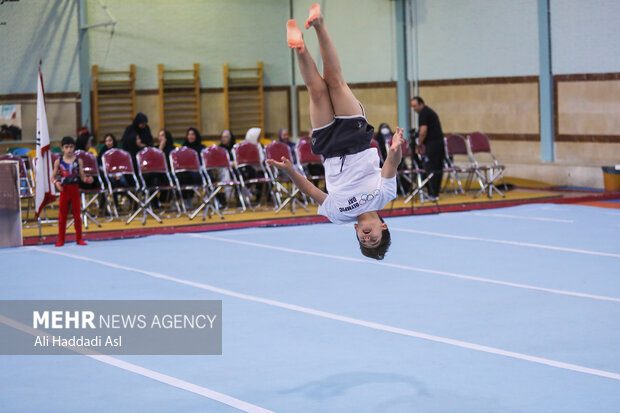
[380, 127, 390, 135]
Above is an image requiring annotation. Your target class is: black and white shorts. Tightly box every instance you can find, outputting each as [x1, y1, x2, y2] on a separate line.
[311, 114, 375, 159]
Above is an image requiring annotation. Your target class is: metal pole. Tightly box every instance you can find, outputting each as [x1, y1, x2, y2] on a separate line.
[77, 0, 91, 132]
[538, 0, 555, 162]
[410, 0, 420, 129]
[395, 0, 410, 132]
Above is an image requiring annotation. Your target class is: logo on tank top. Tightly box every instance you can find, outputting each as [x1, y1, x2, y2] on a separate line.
[337, 189, 379, 212]
[358, 189, 379, 205]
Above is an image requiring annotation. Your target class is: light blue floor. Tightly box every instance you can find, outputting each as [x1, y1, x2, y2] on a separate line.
[1, 204, 619, 412]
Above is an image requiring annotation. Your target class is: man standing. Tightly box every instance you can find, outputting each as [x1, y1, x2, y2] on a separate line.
[411, 96, 445, 198]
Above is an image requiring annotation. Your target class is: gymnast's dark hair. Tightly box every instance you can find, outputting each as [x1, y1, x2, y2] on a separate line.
[358, 217, 391, 260]
[61, 136, 75, 147]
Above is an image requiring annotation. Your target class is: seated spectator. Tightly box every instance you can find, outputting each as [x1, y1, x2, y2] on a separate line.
[210, 130, 237, 208]
[97, 134, 117, 165]
[97, 134, 129, 215]
[73, 132, 98, 192]
[219, 129, 236, 160]
[244, 127, 261, 145]
[75, 133, 92, 152]
[139, 129, 176, 209]
[278, 128, 297, 163]
[237, 128, 266, 204]
[183, 127, 205, 154]
[178, 127, 205, 209]
[374, 123, 391, 164]
[122, 112, 153, 170]
[157, 129, 176, 167]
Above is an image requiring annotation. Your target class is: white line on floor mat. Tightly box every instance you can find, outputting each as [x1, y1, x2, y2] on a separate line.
[29, 246, 620, 382]
[470, 212, 574, 223]
[185, 234, 620, 303]
[0, 315, 273, 413]
[390, 227, 620, 258]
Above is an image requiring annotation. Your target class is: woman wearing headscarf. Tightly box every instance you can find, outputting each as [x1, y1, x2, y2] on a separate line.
[211, 130, 237, 208]
[183, 127, 205, 153]
[373, 123, 391, 164]
[97, 134, 117, 166]
[178, 127, 205, 209]
[97, 133, 125, 216]
[157, 129, 176, 167]
[75, 133, 92, 152]
[278, 128, 297, 163]
[121, 112, 153, 162]
[74, 133, 98, 192]
[219, 129, 236, 159]
[139, 129, 176, 209]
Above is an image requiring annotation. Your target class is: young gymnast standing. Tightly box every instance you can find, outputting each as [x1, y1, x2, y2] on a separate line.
[267, 4, 404, 260]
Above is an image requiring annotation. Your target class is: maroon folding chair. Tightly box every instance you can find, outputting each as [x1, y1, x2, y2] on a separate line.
[369, 139, 384, 164]
[296, 138, 322, 169]
[467, 132, 506, 198]
[264, 141, 308, 214]
[232, 141, 277, 211]
[295, 138, 325, 204]
[169, 147, 208, 215]
[135, 147, 182, 224]
[443, 134, 476, 195]
[101, 148, 142, 223]
[199, 145, 246, 217]
[71, 150, 106, 228]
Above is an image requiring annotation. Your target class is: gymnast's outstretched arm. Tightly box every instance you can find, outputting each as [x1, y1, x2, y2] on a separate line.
[381, 127, 405, 179]
[266, 157, 327, 205]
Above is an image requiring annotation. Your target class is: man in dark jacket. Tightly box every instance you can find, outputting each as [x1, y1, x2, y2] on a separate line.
[411, 96, 445, 198]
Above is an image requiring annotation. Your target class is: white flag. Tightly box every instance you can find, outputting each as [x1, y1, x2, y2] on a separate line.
[35, 69, 57, 217]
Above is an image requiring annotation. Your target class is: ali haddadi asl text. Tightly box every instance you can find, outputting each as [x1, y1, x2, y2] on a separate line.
[34, 335, 122, 348]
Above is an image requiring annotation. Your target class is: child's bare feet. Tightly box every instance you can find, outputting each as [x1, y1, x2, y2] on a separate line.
[305, 3, 323, 29]
[287, 20, 305, 53]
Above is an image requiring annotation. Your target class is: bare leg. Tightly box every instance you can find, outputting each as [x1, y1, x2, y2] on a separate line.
[287, 19, 334, 129]
[306, 4, 363, 118]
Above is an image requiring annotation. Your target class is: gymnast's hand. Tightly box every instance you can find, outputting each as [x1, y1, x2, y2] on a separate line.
[390, 127, 405, 152]
[266, 156, 294, 173]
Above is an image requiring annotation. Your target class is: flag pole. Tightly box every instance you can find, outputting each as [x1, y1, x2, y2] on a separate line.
[37, 59, 42, 244]
[35, 62, 57, 243]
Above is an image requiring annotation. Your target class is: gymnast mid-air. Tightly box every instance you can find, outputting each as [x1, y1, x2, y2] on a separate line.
[267, 3, 404, 260]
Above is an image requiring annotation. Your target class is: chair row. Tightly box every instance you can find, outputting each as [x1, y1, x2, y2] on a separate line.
[92, 139, 318, 225]
[6, 131, 505, 228]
